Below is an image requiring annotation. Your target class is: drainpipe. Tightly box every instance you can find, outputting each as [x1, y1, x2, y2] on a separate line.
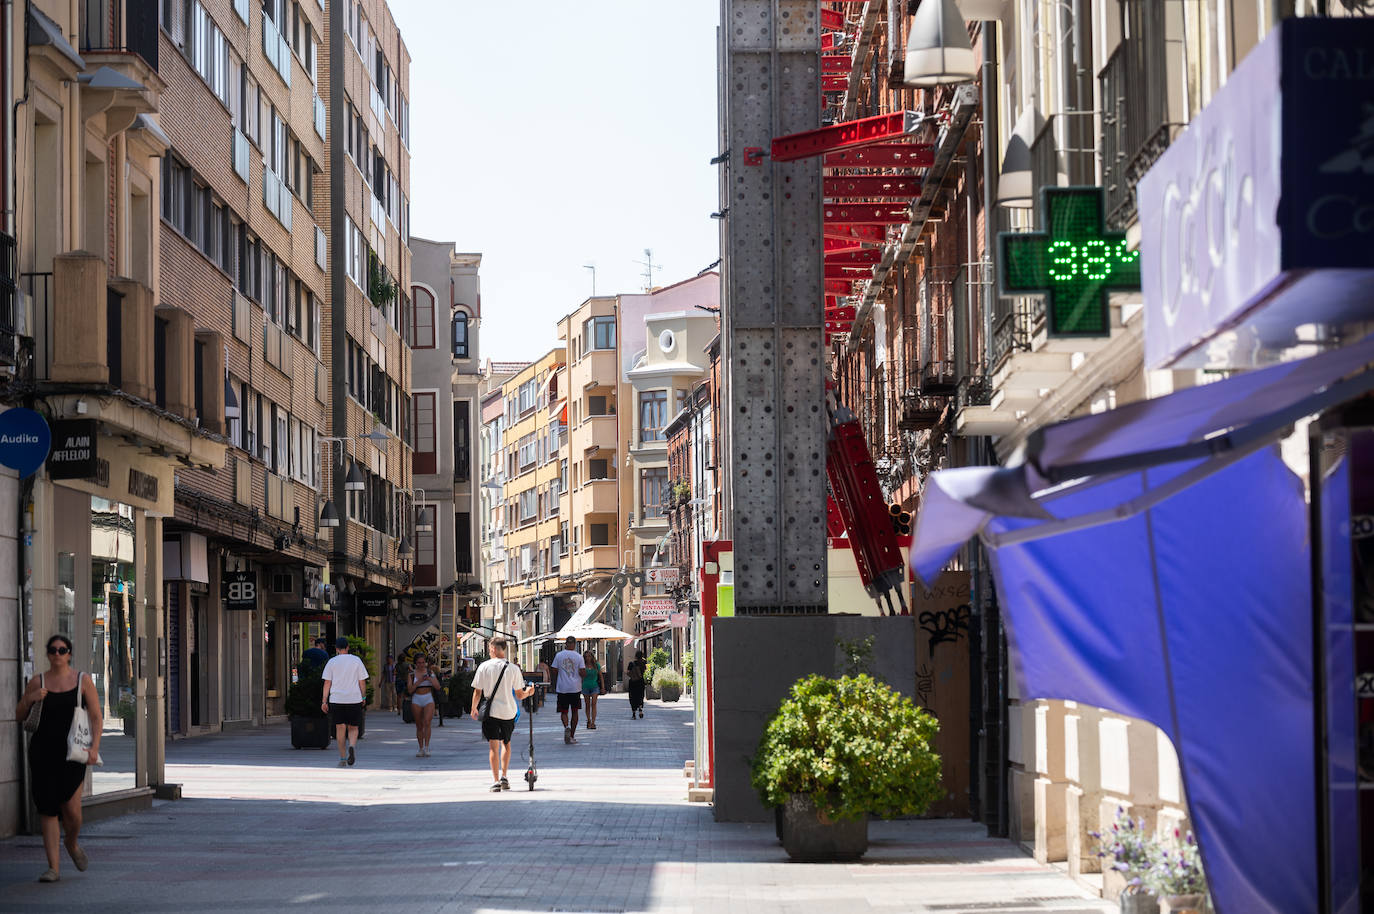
[980, 21, 999, 370]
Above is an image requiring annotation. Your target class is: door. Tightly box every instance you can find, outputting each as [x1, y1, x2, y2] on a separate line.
[223, 608, 253, 721]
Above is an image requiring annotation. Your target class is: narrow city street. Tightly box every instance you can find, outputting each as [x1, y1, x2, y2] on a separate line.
[1, 694, 1111, 914]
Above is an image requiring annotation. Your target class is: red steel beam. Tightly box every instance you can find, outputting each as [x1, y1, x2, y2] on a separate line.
[823, 175, 921, 198]
[826, 305, 857, 321]
[824, 248, 882, 265]
[822, 55, 852, 73]
[823, 224, 886, 243]
[821, 33, 838, 51]
[772, 111, 921, 163]
[821, 8, 845, 29]
[822, 75, 851, 92]
[824, 204, 911, 225]
[824, 238, 865, 254]
[825, 280, 858, 294]
[826, 268, 873, 280]
[822, 143, 935, 169]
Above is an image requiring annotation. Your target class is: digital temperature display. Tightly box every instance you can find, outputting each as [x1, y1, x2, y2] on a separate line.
[999, 187, 1142, 337]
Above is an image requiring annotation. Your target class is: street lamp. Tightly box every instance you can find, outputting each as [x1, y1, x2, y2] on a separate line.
[903, 0, 977, 86]
[360, 422, 390, 443]
[318, 437, 363, 528]
[997, 106, 1042, 208]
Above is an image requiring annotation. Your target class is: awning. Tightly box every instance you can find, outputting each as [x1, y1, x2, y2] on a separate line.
[910, 336, 1374, 914]
[555, 591, 609, 639]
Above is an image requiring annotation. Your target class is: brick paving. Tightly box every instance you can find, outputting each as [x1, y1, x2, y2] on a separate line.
[0, 693, 1113, 913]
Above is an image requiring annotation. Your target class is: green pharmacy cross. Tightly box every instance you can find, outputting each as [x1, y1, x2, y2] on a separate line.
[999, 186, 1141, 337]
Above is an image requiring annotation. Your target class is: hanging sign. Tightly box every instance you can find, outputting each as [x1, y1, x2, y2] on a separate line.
[645, 567, 680, 585]
[0, 408, 51, 478]
[999, 186, 1142, 337]
[47, 419, 98, 479]
[639, 598, 675, 621]
[223, 570, 258, 611]
[357, 591, 390, 616]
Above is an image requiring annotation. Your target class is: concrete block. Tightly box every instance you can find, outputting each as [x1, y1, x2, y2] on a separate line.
[1099, 714, 1131, 795]
[156, 305, 196, 420]
[110, 278, 155, 401]
[1007, 699, 1026, 766]
[52, 252, 108, 384]
[195, 330, 225, 435]
[1157, 728, 1182, 805]
[1036, 700, 1068, 779]
[687, 787, 713, 803]
[1009, 766, 1036, 849]
[1126, 719, 1162, 805]
[1034, 776, 1069, 864]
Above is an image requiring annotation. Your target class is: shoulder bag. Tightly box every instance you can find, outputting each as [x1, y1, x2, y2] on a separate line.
[477, 662, 509, 722]
[22, 674, 43, 734]
[66, 672, 103, 766]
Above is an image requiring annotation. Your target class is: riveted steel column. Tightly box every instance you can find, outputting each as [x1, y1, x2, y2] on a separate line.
[722, 0, 826, 613]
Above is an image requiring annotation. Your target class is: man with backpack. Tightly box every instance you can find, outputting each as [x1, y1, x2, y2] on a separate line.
[470, 637, 535, 792]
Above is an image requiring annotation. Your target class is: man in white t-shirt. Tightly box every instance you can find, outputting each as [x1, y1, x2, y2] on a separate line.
[470, 636, 535, 792]
[551, 637, 586, 744]
[321, 637, 369, 768]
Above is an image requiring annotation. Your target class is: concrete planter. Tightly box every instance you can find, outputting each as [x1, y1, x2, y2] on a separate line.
[290, 716, 330, 749]
[660, 684, 682, 703]
[1161, 895, 1206, 914]
[1119, 893, 1158, 914]
[779, 794, 868, 862]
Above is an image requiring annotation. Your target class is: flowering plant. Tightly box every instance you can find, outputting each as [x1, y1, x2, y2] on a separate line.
[1145, 830, 1208, 898]
[1088, 807, 1156, 895]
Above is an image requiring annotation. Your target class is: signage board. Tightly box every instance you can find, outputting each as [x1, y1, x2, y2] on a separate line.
[1139, 17, 1374, 368]
[1000, 186, 1141, 337]
[223, 570, 258, 611]
[669, 612, 689, 628]
[0, 408, 51, 478]
[644, 567, 680, 585]
[47, 419, 98, 479]
[357, 591, 390, 616]
[639, 598, 675, 621]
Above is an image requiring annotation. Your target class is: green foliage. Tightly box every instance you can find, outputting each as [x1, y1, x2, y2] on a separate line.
[683, 649, 694, 686]
[751, 673, 942, 822]
[368, 254, 397, 308]
[651, 666, 684, 691]
[285, 664, 326, 718]
[835, 635, 876, 678]
[345, 636, 377, 705]
[645, 647, 671, 683]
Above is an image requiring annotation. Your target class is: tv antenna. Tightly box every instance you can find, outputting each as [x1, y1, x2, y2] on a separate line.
[634, 248, 662, 291]
[583, 264, 596, 297]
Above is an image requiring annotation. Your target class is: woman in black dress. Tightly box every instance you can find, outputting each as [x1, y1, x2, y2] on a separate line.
[627, 650, 647, 719]
[16, 634, 101, 882]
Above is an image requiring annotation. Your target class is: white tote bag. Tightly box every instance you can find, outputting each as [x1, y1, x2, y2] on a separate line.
[66, 672, 103, 766]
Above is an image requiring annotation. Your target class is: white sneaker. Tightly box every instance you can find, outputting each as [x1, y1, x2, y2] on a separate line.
[416, 749, 424, 757]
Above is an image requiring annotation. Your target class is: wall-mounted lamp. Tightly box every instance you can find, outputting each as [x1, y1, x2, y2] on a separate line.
[997, 107, 1042, 208]
[903, 0, 977, 86]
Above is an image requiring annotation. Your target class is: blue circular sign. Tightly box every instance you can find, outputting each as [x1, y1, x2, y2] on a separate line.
[0, 408, 51, 478]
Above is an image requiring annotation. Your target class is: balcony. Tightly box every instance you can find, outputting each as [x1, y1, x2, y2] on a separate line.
[79, 0, 158, 71]
[571, 347, 616, 392]
[574, 479, 618, 516]
[897, 392, 947, 431]
[573, 412, 617, 454]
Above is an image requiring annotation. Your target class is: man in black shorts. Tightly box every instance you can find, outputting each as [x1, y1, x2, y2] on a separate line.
[470, 637, 535, 792]
[551, 636, 586, 744]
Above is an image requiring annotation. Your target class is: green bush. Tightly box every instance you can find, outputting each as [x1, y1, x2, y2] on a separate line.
[751, 673, 941, 822]
[645, 646, 671, 683]
[651, 666, 684, 691]
[345, 636, 377, 705]
[285, 664, 326, 718]
[683, 650, 694, 687]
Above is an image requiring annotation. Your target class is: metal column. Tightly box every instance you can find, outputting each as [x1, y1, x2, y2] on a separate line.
[721, 0, 827, 613]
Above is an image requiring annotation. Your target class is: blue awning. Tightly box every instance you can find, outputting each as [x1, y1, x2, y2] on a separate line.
[910, 335, 1374, 914]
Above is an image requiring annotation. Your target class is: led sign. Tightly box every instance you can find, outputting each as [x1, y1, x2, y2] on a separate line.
[999, 186, 1142, 337]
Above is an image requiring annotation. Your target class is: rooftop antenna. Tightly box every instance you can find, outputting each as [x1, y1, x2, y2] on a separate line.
[634, 248, 661, 291]
[583, 264, 596, 297]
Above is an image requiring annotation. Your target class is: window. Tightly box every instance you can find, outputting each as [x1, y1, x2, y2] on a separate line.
[414, 507, 436, 588]
[412, 392, 436, 475]
[589, 458, 608, 481]
[639, 390, 668, 443]
[452, 311, 469, 359]
[641, 467, 668, 519]
[455, 511, 472, 575]
[590, 523, 610, 546]
[409, 286, 434, 349]
[518, 489, 537, 524]
[584, 315, 615, 351]
[453, 401, 470, 483]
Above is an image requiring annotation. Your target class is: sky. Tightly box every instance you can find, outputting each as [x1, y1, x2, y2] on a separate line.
[388, 1, 723, 363]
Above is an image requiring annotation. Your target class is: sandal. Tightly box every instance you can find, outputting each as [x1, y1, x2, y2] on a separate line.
[38, 868, 59, 883]
[68, 844, 88, 871]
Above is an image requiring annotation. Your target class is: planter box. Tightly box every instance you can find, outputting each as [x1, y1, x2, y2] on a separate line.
[290, 715, 331, 749]
[660, 685, 682, 703]
[780, 794, 868, 862]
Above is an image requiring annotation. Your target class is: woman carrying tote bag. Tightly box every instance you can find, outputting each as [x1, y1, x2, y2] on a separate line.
[14, 634, 102, 883]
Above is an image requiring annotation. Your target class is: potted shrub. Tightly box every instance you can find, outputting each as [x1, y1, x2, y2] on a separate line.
[1090, 808, 1159, 914]
[653, 666, 684, 702]
[345, 635, 376, 738]
[1145, 830, 1209, 914]
[751, 673, 941, 862]
[644, 646, 670, 699]
[285, 665, 330, 749]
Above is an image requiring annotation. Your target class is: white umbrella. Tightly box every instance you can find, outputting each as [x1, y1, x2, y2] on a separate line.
[558, 621, 634, 641]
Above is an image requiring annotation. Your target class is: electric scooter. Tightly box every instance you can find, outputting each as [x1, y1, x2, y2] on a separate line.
[522, 681, 546, 790]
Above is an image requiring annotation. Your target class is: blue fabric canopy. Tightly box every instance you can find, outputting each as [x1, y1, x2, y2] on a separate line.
[909, 338, 1374, 913]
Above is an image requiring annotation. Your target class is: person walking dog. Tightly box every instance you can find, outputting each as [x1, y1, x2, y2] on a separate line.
[16, 634, 101, 882]
[321, 637, 368, 767]
[470, 637, 534, 792]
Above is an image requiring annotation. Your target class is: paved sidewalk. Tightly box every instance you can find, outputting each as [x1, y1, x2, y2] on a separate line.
[0, 693, 1113, 914]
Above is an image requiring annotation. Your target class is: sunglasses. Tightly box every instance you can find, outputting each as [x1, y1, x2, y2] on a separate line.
[47, 645, 70, 655]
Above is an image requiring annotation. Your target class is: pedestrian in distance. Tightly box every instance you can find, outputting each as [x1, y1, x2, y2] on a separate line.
[408, 655, 441, 757]
[380, 654, 396, 711]
[321, 637, 368, 768]
[394, 656, 410, 717]
[581, 650, 604, 730]
[470, 636, 535, 792]
[552, 636, 586, 743]
[15, 634, 101, 882]
[627, 649, 647, 719]
[301, 636, 329, 673]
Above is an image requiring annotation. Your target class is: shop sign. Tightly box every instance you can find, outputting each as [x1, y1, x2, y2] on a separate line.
[1139, 17, 1374, 369]
[357, 591, 390, 616]
[639, 598, 675, 621]
[223, 570, 258, 610]
[47, 420, 98, 479]
[0, 408, 51, 478]
[669, 611, 689, 628]
[645, 567, 680, 585]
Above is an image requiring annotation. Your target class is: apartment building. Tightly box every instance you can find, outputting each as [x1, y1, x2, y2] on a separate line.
[820, 0, 1370, 900]
[496, 351, 569, 669]
[1, 0, 228, 830]
[323, 0, 413, 658]
[406, 239, 480, 672]
[477, 359, 524, 648]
